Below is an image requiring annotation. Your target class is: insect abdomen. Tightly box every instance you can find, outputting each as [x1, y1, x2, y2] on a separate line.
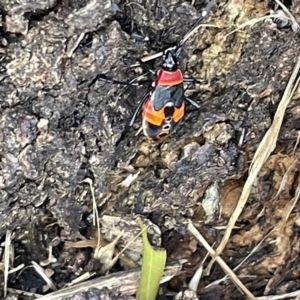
[142, 100, 185, 140]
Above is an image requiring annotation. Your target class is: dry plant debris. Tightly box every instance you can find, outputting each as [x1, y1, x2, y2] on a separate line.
[1, 0, 300, 299]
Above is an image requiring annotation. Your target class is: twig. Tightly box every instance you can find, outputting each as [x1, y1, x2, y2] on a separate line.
[187, 220, 257, 300]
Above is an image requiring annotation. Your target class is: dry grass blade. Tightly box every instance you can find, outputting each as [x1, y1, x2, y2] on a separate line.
[256, 289, 300, 300]
[135, 126, 143, 137]
[104, 223, 148, 271]
[187, 220, 257, 300]
[4, 230, 12, 298]
[65, 272, 96, 287]
[65, 223, 145, 271]
[65, 240, 98, 249]
[95, 230, 124, 274]
[204, 55, 300, 275]
[40, 246, 57, 266]
[82, 178, 101, 251]
[7, 288, 42, 298]
[67, 32, 85, 58]
[8, 263, 25, 275]
[36, 262, 183, 300]
[274, 0, 300, 31]
[31, 261, 57, 291]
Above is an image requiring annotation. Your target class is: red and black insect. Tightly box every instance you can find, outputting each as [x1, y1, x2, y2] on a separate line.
[99, 0, 215, 146]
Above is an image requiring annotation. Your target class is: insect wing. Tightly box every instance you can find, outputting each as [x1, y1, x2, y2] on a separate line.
[152, 84, 184, 111]
[142, 88, 185, 140]
[142, 104, 185, 139]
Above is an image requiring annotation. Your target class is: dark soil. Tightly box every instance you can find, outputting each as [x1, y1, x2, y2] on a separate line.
[1, 0, 300, 299]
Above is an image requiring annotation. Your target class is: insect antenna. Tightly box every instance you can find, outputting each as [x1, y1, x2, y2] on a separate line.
[91, 74, 152, 87]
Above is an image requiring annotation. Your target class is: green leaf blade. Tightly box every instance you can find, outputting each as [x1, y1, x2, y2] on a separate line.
[136, 217, 167, 300]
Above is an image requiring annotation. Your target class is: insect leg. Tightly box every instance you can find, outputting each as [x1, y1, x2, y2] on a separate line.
[183, 78, 195, 83]
[184, 78, 209, 84]
[115, 92, 150, 147]
[185, 97, 200, 109]
[136, 58, 156, 75]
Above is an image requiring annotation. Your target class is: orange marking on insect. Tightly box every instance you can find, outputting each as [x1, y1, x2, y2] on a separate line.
[142, 99, 185, 128]
[173, 104, 185, 122]
[142, 100, 165, 126]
